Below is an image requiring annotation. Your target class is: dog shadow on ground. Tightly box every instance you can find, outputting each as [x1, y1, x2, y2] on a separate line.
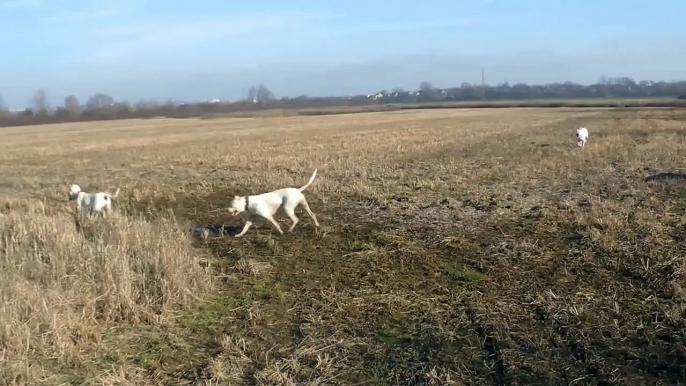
[644, 172, 686, 182]
[190, 222, 317, 239]
[191, 224, 242, 238]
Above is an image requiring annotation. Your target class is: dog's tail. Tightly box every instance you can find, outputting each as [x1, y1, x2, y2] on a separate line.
[298, 169, 318, 192]
[106, 188, 120, 199]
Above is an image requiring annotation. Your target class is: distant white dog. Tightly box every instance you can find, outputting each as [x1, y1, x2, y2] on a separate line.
[228, 169, 320, 237]
[68, 184, 120, 216]
[576, 127, 589, 148]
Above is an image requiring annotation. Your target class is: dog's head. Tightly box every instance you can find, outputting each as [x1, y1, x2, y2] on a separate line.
[576, 128, 587, 146]
[228, 195, 246, 216]
[67, 184, 81, 201]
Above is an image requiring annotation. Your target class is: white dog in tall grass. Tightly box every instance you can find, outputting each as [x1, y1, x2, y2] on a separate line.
[576, 127, 589, 148]
[68, 184, 120, 216]
[228, 169, 320, 237]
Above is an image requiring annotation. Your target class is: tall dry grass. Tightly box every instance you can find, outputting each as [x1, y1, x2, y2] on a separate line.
[0, 199, 214, 384]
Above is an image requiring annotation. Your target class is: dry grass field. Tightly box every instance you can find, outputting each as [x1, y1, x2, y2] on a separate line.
[2, 107, 686, 385]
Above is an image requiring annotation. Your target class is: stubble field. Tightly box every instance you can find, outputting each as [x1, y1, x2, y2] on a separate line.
[1, 107, 686, 385]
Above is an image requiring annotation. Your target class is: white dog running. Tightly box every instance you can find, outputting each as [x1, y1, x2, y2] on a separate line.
[576, 127, 589, 148]
[68, 184, 120, 216]
[228, 169, 320, 237]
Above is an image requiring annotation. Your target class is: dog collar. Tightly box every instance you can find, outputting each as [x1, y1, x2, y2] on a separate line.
[244, 196, 249, 211]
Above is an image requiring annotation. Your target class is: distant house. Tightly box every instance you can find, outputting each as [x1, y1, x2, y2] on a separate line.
[367, 93, 385, 100]
[3, 108, 26, 116]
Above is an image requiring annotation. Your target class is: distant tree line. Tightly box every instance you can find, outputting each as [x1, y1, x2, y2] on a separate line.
[378, 78, 686, 103]
[1, 77, 686, 127]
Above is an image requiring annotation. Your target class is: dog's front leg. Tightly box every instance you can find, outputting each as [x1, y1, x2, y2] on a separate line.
[235, 220, 253, 237]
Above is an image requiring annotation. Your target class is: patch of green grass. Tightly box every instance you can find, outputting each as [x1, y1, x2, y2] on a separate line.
[254, 235, 283, 254]
[133, 352, 158, 370]
[102, 352, 121, 365]
[179, 297, 238, 334]
[444, 267, 486, 283]
[347, 239, 382, 252]
[271, 282, 288, 302]
[252, 282, 269, 298]
[377, 319, 418, 347]
[250, 281, 288, 302]
[362, 362, 392, 385]
[99, 331, 189, 373]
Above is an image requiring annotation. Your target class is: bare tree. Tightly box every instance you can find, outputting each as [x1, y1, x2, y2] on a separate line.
[247, 84, 275, 103]
[64, 95, 80, 114]
[258, 85, 273, 102]
[85, 93, 114, 110]
[0, 93, 6, 113]
[133, 99, 145, 110]
[256, 84, 275, 103]
[247, 86, 258, 102]
[419, 81, 433, 91]
[392, 87, 405, 93]
[33, 88, 49, 114]
[134, 99, 161, 112]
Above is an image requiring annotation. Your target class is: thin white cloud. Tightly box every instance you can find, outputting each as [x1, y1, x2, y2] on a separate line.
[85, 14, 481, 63]
[351, 18, 481, 33]
[95, 25, 152, 39]
[41, 8, 118, 23]
[312, 17, 489, 40]
[0, 0, 42, 10]
[84, 11, 337, 63]
[38, 0, 141, 23]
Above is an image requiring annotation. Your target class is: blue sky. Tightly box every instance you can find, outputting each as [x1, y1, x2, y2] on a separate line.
[1, 0, 685, 107]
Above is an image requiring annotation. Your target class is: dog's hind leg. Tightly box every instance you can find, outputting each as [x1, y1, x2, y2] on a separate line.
[264, 215, 284, 235]
[284, 206, 299, 232]
[300, 199, 319, 227]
